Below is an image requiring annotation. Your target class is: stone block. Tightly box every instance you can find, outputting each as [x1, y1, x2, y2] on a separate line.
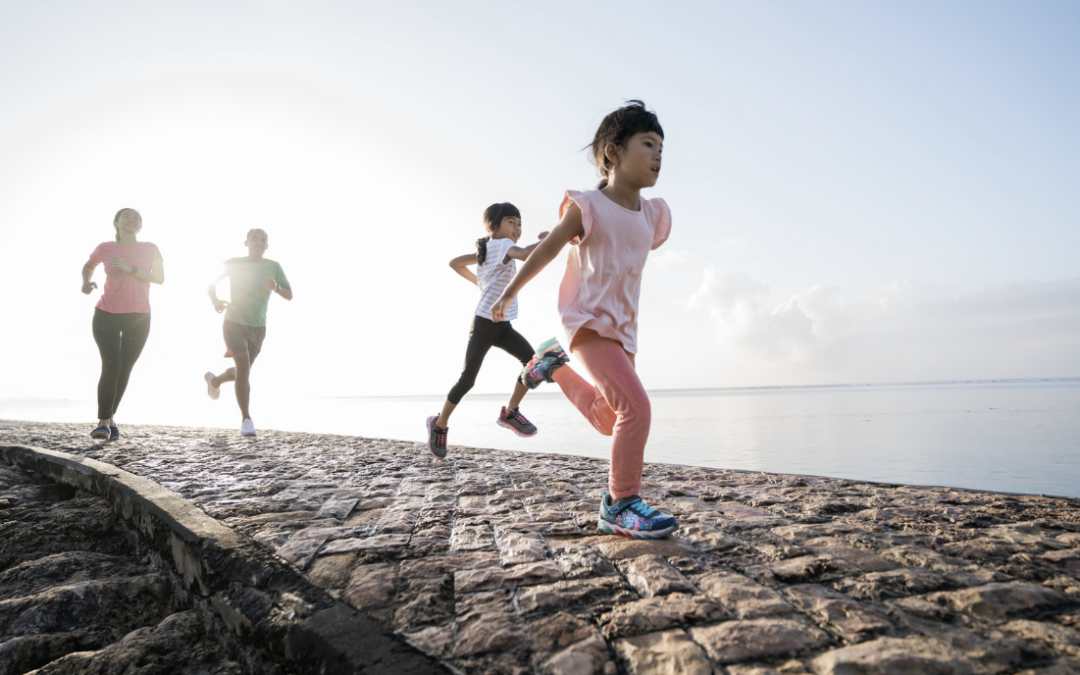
[803, 538, 897, 573]
[695, 570, 793, 619]
[600, 593, 730, 639]
[772, 523, 865, 540]
[689, 618, 830, 664]
[399, 551, 500, 579]
[614, 629, 715, 675]
[927, 582, 1071, 623]
[555, 548, 619, 580]
[454, 560, 564, 593]
[594, 537, 699, 561]
[528, 611, 601, 654]
[308, 552, 359, 590]
[537, 634, 617, 675]
[674, 522, 739, 552]
[516, 576, 636, 616]
[810, 636, 974, 675]
[342, 562, 397, 611]
[394, 574, 454, 631]
[618, 555, 697, 598]
[833, 567, 954, 601]
[494, 527, 548, 566]
[450, 522, 495, 552]
[782, 584, 893, 643]
[454, 589, 525, 657]
[321, 533, 410, 553]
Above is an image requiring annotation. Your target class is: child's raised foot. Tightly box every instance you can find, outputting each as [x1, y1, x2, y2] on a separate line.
[496, 406, 537, 437]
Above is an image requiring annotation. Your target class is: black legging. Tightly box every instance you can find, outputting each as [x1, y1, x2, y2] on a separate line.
[92, 308, 151, 420]
[448, 315, 534, 404]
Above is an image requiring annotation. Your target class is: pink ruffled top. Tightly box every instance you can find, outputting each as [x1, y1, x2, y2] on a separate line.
[557, 189, 671, 354]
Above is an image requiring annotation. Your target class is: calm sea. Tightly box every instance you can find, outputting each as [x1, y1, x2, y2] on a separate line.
[3, 378, 1078, 498]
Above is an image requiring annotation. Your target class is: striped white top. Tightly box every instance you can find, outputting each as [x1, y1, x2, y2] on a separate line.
[475, 237, 518, 321]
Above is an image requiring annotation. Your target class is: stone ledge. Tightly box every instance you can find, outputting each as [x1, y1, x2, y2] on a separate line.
[0, 444, 450, 675]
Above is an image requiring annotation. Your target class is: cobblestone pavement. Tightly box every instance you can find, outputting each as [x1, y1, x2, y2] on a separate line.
[4, 420, 1080, 674]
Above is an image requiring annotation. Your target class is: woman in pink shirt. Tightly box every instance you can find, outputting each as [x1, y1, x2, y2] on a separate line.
[80, 208, 165, 441]
[491, 101, 677, 540]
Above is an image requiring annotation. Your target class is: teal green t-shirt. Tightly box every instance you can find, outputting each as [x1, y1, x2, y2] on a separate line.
[223, 257, 289, 327]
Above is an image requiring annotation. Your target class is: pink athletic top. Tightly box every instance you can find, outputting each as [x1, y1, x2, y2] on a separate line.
[89, 241, 162, 314]
[557, 189, 671, 354]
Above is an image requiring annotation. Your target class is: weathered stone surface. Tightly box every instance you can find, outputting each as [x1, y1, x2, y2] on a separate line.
[537, 635, 616, 675]
[927, 582, 1071, 623]
[516, 576, 636, 616]
[600, 593, 729, 638]
[455, 589, 526, 657]
[614, 629, 714, 675]
[307, 552, 359, 589]
[811, 636, 974, 675]
[833, 567, 954, 601]
[454, 560, 564, 593]
[342, 562, 397, 611]
[695, 570, 794, 618]
[1001, 619, 1080, 659]
[689, 618, 831, 664]
[494, 527, 548, 566]
[527, 612, 600, 654]
[783, 584, 893, 643]
[618, 555, 696, 598]
[9, 420, 1080, 675]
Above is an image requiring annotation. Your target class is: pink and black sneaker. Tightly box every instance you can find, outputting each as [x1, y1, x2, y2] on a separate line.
[426, 415, 448, 458]
[497, 406, 538, 437]
[519, 338, 570, 390]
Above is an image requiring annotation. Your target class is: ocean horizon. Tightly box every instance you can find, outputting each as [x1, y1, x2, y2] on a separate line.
[3, 376, 1078, 498]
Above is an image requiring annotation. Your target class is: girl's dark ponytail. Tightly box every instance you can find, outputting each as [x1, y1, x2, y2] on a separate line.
[476, 236, 490, 265]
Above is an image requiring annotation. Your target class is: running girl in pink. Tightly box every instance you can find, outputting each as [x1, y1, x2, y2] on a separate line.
[80, 208, 165, 441]
[490, 101, 676, 539]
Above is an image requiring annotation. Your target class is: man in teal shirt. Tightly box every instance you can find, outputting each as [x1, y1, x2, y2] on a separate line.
[205, 229, 292, 436]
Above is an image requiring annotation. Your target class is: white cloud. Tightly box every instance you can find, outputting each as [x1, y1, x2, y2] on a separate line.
[648, 248, 695, 270]
[687, 268, 1080, 379]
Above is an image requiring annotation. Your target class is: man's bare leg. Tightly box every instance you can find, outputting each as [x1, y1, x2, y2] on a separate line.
[212, 368, 236, 388]
[231, 353, 252, 421]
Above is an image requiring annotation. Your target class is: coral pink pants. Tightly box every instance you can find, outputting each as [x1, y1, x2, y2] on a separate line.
[552, 329, 650, 501]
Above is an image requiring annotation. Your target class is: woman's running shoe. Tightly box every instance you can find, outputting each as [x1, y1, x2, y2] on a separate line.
[497, 406, 538, 437]
[426, 415, 448, 458]
[109, 425, 120, 441]
[90, 425, 110, 440]
[241, 418, 256, 437]
[520, 338, 570, 389]
[597, 492, 679, 539]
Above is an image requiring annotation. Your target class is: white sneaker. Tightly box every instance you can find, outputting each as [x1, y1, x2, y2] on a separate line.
[205, 372, 220, 400]
[241, 418, 256, 436]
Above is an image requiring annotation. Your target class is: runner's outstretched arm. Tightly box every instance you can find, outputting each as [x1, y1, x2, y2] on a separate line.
[491, 206, 583, 321]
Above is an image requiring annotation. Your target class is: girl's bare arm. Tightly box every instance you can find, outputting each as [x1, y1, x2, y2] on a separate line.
[504, 231, 551, 262]
[490, 206, 583, 321]
[449, 253, 478, 286]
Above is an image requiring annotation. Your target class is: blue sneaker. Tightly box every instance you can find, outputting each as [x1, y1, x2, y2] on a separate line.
[520, 338, 570, 390]
[598, 492, 679, 539]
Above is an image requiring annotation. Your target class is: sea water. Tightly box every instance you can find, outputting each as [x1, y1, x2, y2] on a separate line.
[3, 378, 1078, 498]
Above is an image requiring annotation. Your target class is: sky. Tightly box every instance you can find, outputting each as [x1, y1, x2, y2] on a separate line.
[1, 1, 1078, 416]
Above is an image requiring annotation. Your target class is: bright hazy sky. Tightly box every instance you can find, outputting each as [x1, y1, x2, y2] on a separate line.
[1, 1, 1078, 407]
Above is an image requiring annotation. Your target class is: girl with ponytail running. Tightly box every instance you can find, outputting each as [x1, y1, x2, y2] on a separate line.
[425, 203, 547, 458]
[490, 101, 677, 539]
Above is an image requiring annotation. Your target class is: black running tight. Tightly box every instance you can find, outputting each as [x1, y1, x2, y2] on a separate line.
[92, 308, 151, 420]
[447, 315, 533, 405]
